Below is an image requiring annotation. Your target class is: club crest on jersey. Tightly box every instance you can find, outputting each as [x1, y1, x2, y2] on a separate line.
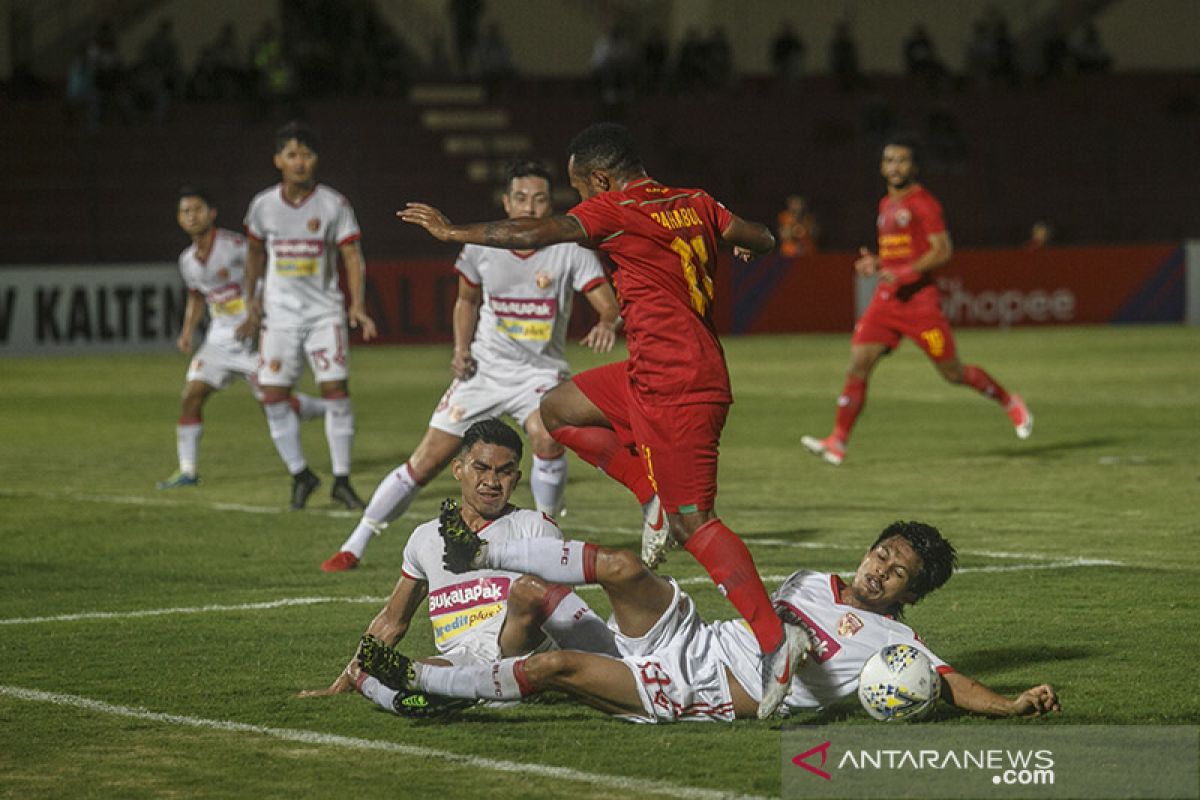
[217, 267, 230, 280]
[307, 217, 321, 232]
[837, 612, 864, 637]
[448, 405, 466, 422]
[535, 271, 552, 290]
[895, 208, 912, 227]
[269, 359, 282, 372]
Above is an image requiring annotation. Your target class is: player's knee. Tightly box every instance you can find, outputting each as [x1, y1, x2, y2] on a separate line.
[597, 547, 649, 588]
[938, 364, 964, 383]
[508, 574, 551, 619]
[261, 388, 290, 405]
[525, 650, 580, 685]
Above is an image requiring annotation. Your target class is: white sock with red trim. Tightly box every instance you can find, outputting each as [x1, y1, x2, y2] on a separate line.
[414, 657, 537, 701]
[290, 392, 327, 421]
[176, 420, 202, 476]
[530, 454, 568, 517]
[264, 400, 306, 473]
[539, 585, 618, 656]
[339, 462, 422, 558]
[483, 539, 598, 585]
[324, 397, 354, 476]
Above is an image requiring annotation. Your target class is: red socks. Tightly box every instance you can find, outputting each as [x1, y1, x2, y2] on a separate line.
[551, 425, 655, 505]
[962, 365, 1010, 405]
[832, 375, 867, 442]
[684, 519, 783, 654]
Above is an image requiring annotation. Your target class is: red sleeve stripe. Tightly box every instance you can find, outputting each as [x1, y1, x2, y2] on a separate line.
[400, 568, 421, 582]
[454, 268, 480, 288]
[243, 226, 264, 242]
[580, 277, 607, 293]
[337, 233, 362, 247]
[936, 665, 955, 675]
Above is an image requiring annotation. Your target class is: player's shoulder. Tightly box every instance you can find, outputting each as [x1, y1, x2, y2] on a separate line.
[315, 183, 352, 207]
[178, 242, 196, 264]
[910, 184, 944, 210]
[214, 227, 246, 248]
[494, 507, 562, 538]
[406, 516, 441, 546]
[248, 184, 283, 207]
[774, 568, 831, 598]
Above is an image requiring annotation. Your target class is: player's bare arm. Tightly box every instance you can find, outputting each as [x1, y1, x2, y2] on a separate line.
[176, 290, 206, 354]
[721, 215, 776, 262]
[881, 231, 952, 283]
[399, 203, 588, 250]
[235, 238, 267, 340]
[452, 277, 482, 379]
[299, 575, 429, 697]
[580, 282, 621, 353]
[854, 246, 881, 277]
[941, 671, 1060, 717]
[339, 241, 377, 341]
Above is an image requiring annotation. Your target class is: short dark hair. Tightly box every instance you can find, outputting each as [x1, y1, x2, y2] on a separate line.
[872, 521, 957, 604]
[567, 122, 643, 176]
[275, 120, 320, 154]
[460, 418, 523, 461]
[504, 159, 553, 193]
[882, 133, 922, 165]
[178, 185, 212, 205]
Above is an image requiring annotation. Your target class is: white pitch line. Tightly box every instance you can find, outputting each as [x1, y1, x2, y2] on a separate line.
[0, 489, 361, 519]
[0, 686, 766, 800]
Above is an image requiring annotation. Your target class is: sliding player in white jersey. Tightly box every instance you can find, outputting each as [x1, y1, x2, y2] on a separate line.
[237, 121, 377, 511]
[301, 419, 617, 713]
[356, 519, 1061, 722]
[320, 160, 620, 572]
[158, 186, 326, 489]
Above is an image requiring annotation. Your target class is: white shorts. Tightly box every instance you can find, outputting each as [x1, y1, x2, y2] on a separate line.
[614, 579, 737, 724]
[258, 315, 349, 387]
[186, 335, 261, 397]
[429, 363, 566, 436]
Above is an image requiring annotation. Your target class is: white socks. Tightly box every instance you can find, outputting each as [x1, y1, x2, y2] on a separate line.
[530, 454, 568, 517]
[339, 462, 421, 559]
[264, 400, 306, 473]
[541, 588, 619, 656]
[176, 422, 201, 476]
[483, 538, 594, 584]
[415, 657, 532, 701]
[292, 392, 327, 421]
[324, 397, 354, 477]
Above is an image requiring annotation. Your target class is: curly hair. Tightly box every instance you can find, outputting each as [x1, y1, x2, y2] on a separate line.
[871, 520, 957, 603]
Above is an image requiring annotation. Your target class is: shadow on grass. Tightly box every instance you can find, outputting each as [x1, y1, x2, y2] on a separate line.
[946, 644, 1093, 676]
[978, 437, 1120, 459]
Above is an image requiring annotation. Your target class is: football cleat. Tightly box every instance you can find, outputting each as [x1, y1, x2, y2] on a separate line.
[801, 435, 845, 466]
[320, 551, 359, 573]
[357, 633, 415, 691]
[757, 622, 812, 720]
[331, 478, 366, 510]
[156, 471, 199, 490]
[391, 688, 476, 719]
[1006, 394, 1034, 440]
[640, 495, 673, 570]
[438, 498, 485, 573]
[289, 468, 321, 510]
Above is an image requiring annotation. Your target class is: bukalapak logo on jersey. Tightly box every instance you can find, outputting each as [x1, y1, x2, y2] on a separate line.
[490, 296, 556, 319]
[428, 576, 511, 615]
[273, 239, 325, 258]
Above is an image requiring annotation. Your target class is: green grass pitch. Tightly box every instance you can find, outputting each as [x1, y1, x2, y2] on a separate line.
[1, 325, 1197, 798]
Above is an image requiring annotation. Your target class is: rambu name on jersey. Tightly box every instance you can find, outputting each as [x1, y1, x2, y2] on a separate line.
[428, 576, 511, 647]
[649, 206, 703, 231]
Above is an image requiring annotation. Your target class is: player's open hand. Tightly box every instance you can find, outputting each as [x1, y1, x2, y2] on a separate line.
[1011, 684, 1060, 717]
[349, 305, 377, 341]
[452, 349, 478, 380]
[296, 662, 358, 698]
[399, 203, 457, 242]
[235, 300, 263, 341]
[732, 246, 759, 263]
[854, 247, 880, 277]
[581, 320, 618, 353]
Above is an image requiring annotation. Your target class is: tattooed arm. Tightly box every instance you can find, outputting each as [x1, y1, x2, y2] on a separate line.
[399, 203, 588, 250]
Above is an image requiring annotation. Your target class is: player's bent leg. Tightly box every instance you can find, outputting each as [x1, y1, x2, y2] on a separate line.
[160, 382, 214, 488]
[539, 380, 610, 431]
[803, 342, 885, 465]
[501, 575, 619, 657]
[592, 547, 675, 640]
[522, 650, 645, 718]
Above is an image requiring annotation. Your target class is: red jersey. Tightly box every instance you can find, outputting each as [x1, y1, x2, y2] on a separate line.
[568, 178, 734, 405]
[874, 184, 945, 306]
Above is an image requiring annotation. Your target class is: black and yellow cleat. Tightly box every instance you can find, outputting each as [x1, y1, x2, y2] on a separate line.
[438, 498, 484, 573]
[357, 633, 415, 691]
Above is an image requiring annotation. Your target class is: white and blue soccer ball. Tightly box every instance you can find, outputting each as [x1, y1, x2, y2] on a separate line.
[857, 643, 941, 721]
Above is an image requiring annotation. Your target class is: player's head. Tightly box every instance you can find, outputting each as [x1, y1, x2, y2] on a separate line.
[851, 521, 957, 616]
[453, 419, 524, 520]
[273, 121, 320, 186]
[880, 134, 921, 189]
[566, 123, 645, 200]
[501, 159, 553, 220]
[177, 185, 216, 237]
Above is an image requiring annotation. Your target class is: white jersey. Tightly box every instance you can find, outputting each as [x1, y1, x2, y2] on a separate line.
[177, 228, 249, 346]
[710, 570, 949, 711]
[401, 508, 562, 658]
[243, 183, 361, 326]
[455, 243, 608, 375]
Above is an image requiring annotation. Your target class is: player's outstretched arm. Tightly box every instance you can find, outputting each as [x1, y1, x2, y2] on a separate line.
[722, 215, 775, 262]
[399, 203, 588, 250]
[297, 576, 428, 697]
[941, 671, 1061, 717]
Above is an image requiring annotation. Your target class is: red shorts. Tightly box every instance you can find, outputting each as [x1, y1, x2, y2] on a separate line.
[573, 361, 728, 514]
[852, 298, 958, 362]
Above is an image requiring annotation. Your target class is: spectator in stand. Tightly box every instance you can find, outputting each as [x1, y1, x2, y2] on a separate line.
[963, 20, 994, 85]
[829, 21, 862, 92]
[450, 0, 485, 78]
[1070, 22, 1112, 74]
[135, 19, 181, 122]
[66, 42, 98, 128]
[902, 24, 947, 91]
[1027, 220, 1054, 249]
[478, 22, 516, 91]
[770, 20, 805, 82]
[249, 21, 294, 109]
[705, 27, 734, 91]
[640, 27, 668, 94]
[988, 17, 1019, 87]
[1040, 21, 1070, 81]
[673, 26, 707, 93]
[89, 20, 127, 124]
[591, 22, 637, 106]
[777, 195, 820, 257]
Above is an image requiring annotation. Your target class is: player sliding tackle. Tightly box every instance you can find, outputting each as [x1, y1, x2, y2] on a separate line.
[400, 122, 805, 718]
[353, 512, 1060, 723]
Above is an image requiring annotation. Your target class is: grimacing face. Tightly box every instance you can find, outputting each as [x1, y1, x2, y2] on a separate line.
[847, 535, 923, 612]
[177, 196, 216, 237]
[452, 441, 522, 521]
[880, 144, 917, 189]
[502, 175, 552, 220]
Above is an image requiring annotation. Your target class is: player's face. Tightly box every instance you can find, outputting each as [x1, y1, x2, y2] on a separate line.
[452, 442, 522, 521]
[567, 156, 604, 200]
[848, 536, 923, 612]
[880, 145, 917, 189]
[502, 176, 552, 220]
[177, 196, 216, 237]
[273, 139, 319, 187]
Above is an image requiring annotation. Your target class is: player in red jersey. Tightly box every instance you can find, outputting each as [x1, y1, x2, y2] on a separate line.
[802, 136, 1032, 466]
[400, 122, 807, 719]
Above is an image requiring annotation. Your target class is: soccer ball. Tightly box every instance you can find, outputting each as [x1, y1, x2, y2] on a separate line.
[857, 643, 941, 721]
